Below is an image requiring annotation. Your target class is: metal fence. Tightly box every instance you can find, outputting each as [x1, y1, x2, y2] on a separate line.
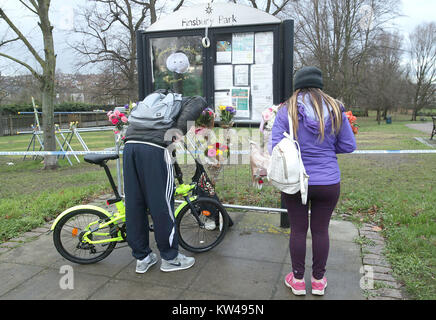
[0, 112, 110, 136]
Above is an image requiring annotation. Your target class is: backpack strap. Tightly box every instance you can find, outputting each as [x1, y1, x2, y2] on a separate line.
[284, 113, 309, 205]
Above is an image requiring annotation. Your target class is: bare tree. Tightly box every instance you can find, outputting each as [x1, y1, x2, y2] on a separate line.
[409, 22, 436, 121]
[72, 0, 185, 103]
[358, 31, 409, 123]
[0, 0, 57, 169]
[284, 0, 399, 106]
[239, 0, 294, 16]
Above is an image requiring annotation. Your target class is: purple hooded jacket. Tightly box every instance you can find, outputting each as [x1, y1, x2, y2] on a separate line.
[271, 92, 356, 186]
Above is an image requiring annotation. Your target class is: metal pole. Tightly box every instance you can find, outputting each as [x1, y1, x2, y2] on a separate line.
[115, 134, 123, 196]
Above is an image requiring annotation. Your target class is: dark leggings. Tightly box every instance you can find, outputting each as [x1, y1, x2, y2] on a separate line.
[282, 183, 340, 280]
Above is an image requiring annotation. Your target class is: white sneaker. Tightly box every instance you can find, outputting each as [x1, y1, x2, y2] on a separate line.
[160, 252, 195, 272]
[136, 252, 158, 274]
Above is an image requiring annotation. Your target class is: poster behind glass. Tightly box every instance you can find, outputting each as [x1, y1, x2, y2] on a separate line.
[150, 36, 203, 97]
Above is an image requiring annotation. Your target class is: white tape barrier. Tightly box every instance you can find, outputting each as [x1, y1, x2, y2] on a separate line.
[0, 149, 436, 156]
[0, 151, 119, 156]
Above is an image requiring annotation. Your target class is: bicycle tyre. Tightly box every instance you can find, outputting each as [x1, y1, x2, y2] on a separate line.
[53, 208, 117, 264]
[176, 197, 229, 253]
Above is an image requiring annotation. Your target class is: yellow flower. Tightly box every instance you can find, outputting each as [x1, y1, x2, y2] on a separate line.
[216, 150, 223, 155]
[219, 105, 226, 111]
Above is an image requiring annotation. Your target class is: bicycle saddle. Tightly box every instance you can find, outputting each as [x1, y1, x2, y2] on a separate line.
[84, 153, 119, 165]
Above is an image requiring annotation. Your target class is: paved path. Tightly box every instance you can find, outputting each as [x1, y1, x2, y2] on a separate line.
[0, 209, 367, 300]
[406, 121, 433, 135]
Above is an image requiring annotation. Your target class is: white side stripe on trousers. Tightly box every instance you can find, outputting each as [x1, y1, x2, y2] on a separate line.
[164, 149, 176, 247]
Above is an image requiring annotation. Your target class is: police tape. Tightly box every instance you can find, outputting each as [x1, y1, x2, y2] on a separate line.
[352, 150, 436, 154]
[0, 151, 119, 156]
[0, 149, 436, 156]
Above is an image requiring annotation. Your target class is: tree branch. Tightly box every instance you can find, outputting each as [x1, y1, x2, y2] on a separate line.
[0, 52, 41, 81]
[19, 0, 38, 14]
[0, 7, 45, 67]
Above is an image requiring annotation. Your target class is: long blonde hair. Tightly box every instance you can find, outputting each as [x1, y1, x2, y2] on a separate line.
[287, 88, 343, 141]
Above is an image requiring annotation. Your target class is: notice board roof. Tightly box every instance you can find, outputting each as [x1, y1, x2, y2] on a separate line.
[145, 2, 281, 33]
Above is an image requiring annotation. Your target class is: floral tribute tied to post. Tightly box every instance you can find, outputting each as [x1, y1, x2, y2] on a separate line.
[345, 111, 359, 134]
[218, 105, 236, 127]
[195, 107, 215, 134]
[107, 102, 136, 143]
[204, 142, 230, 164]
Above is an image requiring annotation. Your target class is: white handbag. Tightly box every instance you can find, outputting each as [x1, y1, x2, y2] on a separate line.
[267, 113, 309, 204]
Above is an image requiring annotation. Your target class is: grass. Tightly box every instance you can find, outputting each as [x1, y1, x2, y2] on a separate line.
[0, 113, 435, 299]
[0, 157, 116, 241]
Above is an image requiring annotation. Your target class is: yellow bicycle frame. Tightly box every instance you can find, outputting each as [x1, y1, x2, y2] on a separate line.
[50, 183, 197, 245]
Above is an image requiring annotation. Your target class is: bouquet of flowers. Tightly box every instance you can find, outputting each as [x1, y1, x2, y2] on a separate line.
[345, 111, 359, 134]
[195, 107, 215, 128]
[107, 102, 136, 142]
[203, 142, 230, 185]
[204, 142, 230, 164]
[218, 105, 236, 126]
[260, 104, 280, 132]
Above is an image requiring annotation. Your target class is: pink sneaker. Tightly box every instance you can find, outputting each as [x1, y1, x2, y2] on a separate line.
[284, 272, 306, 295]
[311, 276, 327, 295]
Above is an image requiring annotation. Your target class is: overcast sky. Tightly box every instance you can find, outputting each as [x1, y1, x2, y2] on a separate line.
[0, 0, 435, 76]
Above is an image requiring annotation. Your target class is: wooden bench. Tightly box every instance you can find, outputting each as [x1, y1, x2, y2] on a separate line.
[431, 116, 436, 140]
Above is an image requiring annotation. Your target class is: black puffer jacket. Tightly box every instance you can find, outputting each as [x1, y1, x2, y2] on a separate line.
[124, 95, 207, 147]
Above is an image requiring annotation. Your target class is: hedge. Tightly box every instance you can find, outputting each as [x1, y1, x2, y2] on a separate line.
[0, 102, 116, 115]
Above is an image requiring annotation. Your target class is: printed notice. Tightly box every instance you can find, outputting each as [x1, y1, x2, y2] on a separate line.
[216, 40, 232, 63]
[234, 65, 249, 86]
[214, 91, 231, 108]
[214, 65, 233, 90]
[232, 33, 254, 64]
[231, 87, 250, 118]
[255, 32, 274, 64]
[251, 64, 273, 120]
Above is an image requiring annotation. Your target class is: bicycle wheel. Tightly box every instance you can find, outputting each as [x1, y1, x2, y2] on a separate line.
[176, 197, 229, 253]
[53, 208, 117, 264]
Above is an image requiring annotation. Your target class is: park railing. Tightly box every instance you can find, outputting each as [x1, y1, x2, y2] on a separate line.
[0, 111, 110, 136]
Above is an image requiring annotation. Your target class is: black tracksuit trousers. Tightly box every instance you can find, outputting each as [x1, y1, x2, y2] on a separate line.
[123, 142, 178, 261]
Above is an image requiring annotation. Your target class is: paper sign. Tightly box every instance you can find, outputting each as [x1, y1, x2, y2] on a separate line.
[231, 87, 250, 118]
[216, 40, 232, 63]
[232, 33, 254, 64]
[234, 65, 249, 86]
[251, 64, 273, 120]
[255, 32, 274, 64]
[214, 91, 231, 108]
[214, 65, 233, 90]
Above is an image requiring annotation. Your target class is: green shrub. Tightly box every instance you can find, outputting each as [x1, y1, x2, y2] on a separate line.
[0, 102, 116, 114]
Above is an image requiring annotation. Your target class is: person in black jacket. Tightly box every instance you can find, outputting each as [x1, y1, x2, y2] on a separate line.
[123, 95, 206, 273]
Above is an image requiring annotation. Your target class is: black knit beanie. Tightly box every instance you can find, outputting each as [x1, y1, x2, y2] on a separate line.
[293, 66, 323, 91]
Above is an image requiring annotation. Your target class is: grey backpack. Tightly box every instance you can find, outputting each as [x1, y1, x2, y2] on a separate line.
[128, 90, 183, 130]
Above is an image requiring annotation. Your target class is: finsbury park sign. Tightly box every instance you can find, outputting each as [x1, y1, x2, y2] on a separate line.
[146, 3, 280, 32]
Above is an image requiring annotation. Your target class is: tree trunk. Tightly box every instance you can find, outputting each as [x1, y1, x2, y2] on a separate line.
[412, 109, 418, 121]
[41, 80, 57, 169]
[39, 0, 58, 169]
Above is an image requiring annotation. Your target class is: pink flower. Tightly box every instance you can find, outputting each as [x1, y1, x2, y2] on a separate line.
[262, 109, 272, 121]
[121, 116, 128, 123]
[114, 109, 121, 116]
[207, 149, 217, 157]
[114, 130, 120, 134]
[107, 111, 113, 117]
[111, 118, 119, 125]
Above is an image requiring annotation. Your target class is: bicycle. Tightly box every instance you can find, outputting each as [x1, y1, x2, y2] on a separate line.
[50, 147, 232, 264]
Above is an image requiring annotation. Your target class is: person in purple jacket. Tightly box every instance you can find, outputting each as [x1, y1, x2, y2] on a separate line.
[271, 66, 356, 296]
